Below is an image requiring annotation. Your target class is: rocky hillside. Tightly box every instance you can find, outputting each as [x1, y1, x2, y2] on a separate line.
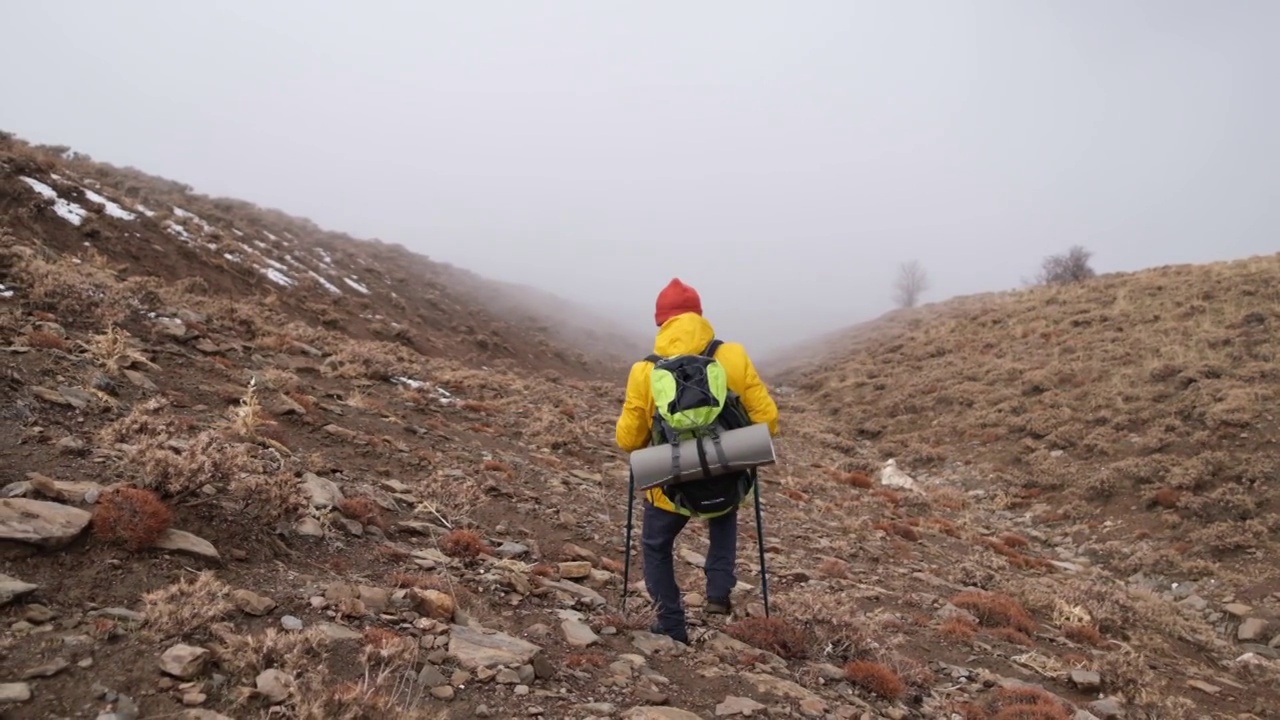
[2, 132, 1279, 720]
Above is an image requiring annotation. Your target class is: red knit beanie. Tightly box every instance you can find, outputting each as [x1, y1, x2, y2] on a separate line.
[654, 278, 702, 326]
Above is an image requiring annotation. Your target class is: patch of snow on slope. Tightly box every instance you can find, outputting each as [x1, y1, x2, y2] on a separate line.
[263, 230, 280, 241]
[343, 276, 370, 294]
[164, 221, 192, 241]
[223, 252, 244, 264]
[314, 248, 335, 266]
[0, 283, 14, 299]
[172, 206, 213, 233]
[134, 203, 157, 217]
[79, 188, 137, 221]
[232, 228, 244, 236]
[262, 256, 290, 273]
[307, 271, 342, 295]
[391, 377, 455, 405]
[19, 177, 89, 226]
[261, 267, 295, 287]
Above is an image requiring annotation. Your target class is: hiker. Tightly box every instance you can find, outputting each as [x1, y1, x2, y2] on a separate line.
[614, 277, 780, 644]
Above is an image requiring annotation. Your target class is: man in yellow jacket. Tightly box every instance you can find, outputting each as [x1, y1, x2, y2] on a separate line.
[615, 278, 780, 644]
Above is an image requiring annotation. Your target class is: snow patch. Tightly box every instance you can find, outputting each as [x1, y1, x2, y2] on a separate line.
[0, 283, 14, 299]
[232, 228, 244, 236]
[172, 206, 213, 233]
[261, 267, 295, 287]
[262, 256, 289, 272]
[134, 203, 157, 217]
[223, 252, 244, 263]
[315, 248, 335, 266]
[19, 176, 89, 226]
[263, 230, 279, 241]
[164, 221, 192, 240]
[307, 270, 342, 295]
[343, 276, 370, 294]
[79, 187, 138, 221]
[391, 377, 455, 405]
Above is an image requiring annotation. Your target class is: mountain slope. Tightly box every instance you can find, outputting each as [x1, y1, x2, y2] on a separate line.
[2, 132, 1278, 720]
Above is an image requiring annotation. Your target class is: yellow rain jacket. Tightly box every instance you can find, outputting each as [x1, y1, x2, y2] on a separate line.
[615, 312, 780, 516]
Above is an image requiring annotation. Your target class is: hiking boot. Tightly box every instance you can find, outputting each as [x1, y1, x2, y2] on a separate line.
[649, 622, 689, 645]
[705, 597, 732, 616]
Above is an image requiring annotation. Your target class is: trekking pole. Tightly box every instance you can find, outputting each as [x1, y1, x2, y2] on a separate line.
[621, 468, 636, 612]
[751, 468, 771, 617]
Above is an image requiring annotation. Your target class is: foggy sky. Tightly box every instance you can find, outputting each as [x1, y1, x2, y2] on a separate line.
[3, 1, 1278, 355]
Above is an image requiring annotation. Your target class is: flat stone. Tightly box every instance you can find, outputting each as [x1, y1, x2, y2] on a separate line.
[716, 695, 767, 716]
[0, 573, 38, 606]
[159, 644, 209, 679]
[231, 589, 277, 616]
[299, 473, 343, 509]
[1223, 603, 1253, 618]
[558, 561, 592, 579]
[447, 624, 541, 670]
[255, 669, 292, 703]
[561, 619, 600, 648]
[0, 498, 92, 549]
[1069, 669, 1102, 693]
[1186, 679, 1221, 695]
[623, 707, 703, 720]
[153, 529, 219, 560]
[1239, 617, 1269, 642]
[0, 682, 32, 703]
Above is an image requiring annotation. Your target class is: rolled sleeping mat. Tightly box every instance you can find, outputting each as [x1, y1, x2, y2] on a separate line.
[630, 422, 777, 491]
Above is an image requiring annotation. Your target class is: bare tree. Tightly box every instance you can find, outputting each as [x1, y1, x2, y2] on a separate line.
[1033, 245, 1096, 285]
[893, 260, 929, 308]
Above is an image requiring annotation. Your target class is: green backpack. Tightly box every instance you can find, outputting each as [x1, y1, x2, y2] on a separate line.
[645, 338, 756, 517]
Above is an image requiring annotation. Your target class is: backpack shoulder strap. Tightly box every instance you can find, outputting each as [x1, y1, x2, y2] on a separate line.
[644, 353, 663, 364]
[703, 338, 724, 357]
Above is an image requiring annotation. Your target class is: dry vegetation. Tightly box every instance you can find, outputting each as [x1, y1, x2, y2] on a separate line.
[782, 254, 1280, 578]
[2, 131, 1279, 720]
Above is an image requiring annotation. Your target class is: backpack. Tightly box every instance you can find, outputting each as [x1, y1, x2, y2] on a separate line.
[645, 338, 756, 517]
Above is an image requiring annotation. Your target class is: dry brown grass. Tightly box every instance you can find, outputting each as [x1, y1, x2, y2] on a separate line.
[140, 571, 235, 639]
[780, 253, 1280, 561]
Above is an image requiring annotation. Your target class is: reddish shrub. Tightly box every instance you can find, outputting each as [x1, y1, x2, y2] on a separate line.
[724, 617, 813, 659]
[870, 488, 904, 506]
[997, 532, 1029, 549]
[439, 528, 493, 559]
[950, 590, 1037, 635]
[839, 471, 874, 489]
[1149, 487, 1181, 509]
[873, 520, 922, 542]
[991, 628, 1034, 646]
[989, 686, 1072, 720]
[338, 495, 389, 531]
[529, 562, 557, 578]
[287, 390, 318, 413]
[91, 487, 173, 551]
[781, 488, 810, 503]
[843, 660, 906, 700]
[1062, 622, 1105, 646]
[817, 557, 851, 579]
[939, 615, 978, 641]
[25, 329, 69, 350]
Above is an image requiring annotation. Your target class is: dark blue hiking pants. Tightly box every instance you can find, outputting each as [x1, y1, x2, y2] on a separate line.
[641, 500, 738, 640]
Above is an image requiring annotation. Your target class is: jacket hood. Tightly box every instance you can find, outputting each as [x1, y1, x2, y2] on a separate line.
[653, 312, 717, 357]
